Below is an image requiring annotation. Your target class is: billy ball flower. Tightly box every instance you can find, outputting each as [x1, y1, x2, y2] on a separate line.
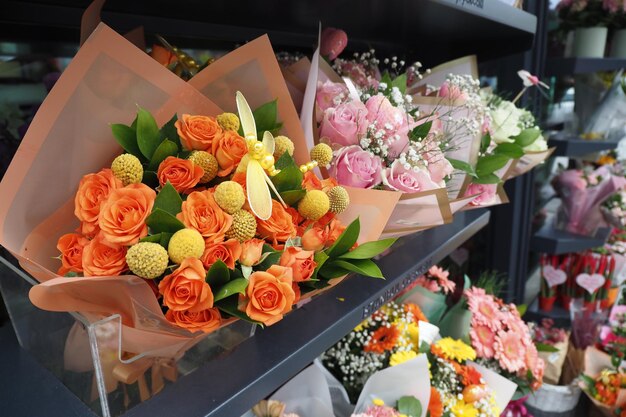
[273, 135, 295, 159]
[216, 112, 240, 131]
[298, 189, 330, 221]
[168, 228, 205, 264]
[126, 242, 169, 279]
[225, 210, 257, 242]
[214, 181, 245, 214]
[111, 154, 143, 186]
[310, 143, 333, 166]
[188, 151, 218, 183]
[327, 186, 349, 214]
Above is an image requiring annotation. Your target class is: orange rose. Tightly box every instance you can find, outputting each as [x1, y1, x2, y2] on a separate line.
[201, 239, 242, 269]
[321, 177, 339, 193]
[285, 206, 305, 226]
[157, 156, 204, 194]
[158, 258, 213, 312]
[99, 183, 156, 246]
[242, 265, 294, 325]
[231, 172, 247, 193]
[165, 307, 221, 333]
[239, 238, 265, 266]
[177, 190, 233, 244]
[212, 130, 247, 177]
[74, 168, 122, 237]
[313, 211, 336, 228]
[257, 201, 297, 245]
[82, 234, 128, 276]
[57, 233, 89, 275]
[301, 226, 328, 251]
[302, 171, 323, 191]
[279, 246, 317, 282]
[292, 282, 301, 305]
[175, 114, 223, 151]
[326, 218, 346, 247]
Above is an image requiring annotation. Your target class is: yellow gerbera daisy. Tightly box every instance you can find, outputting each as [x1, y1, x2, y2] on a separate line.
[451, 400, 479, 417]
[389, 350, 418, 367]
[434, 337, 476, 362]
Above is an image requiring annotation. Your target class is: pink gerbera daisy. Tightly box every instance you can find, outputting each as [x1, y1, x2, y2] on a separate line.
[524, 344, 544, 382]
[502, 314, 531, 344]
[466, 290, 503, 328]
[494, 330, 526, 373]
[415, 275, 441, 292]
[428, 265, 449, 280]
[469, 320, 497, 358]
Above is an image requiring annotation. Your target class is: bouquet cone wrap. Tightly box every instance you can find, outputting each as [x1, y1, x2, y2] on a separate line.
[395, 284, 448, 324]
[538, 338, 569, 385]
[437, 301, 472, 341]
[581, 346, 626, 414]
[466, 362, 518, 410]
[505, 148, 555, 180]
[407, 55, 479, 96]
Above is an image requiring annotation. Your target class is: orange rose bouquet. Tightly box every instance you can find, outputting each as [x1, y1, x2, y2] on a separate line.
[53, 91, 394, 331]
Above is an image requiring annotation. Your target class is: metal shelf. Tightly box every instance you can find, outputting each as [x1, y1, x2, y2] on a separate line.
[525, 297, 571, 327]
[548, 133, 618, 157]
[530, 225, 611, 255]
[1, 210, 489, 417]
[545, 57, 626, 76]
[0, 0, 536, 64]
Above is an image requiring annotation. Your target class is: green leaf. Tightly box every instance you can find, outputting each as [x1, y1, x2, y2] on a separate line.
[326, 218, 360, 258]
[206, 260, 230, 287]
[154, 181, 183, 216]
[448, 158, 476, 176]
[513, 128, 541, 147]
[494, 143, 524, 159]
[159, 232, 173, 248]
[517, 303, 528, 317]
[280, 189, 306, 205]
[480, 132, 491, 154]
[255, 251, 282, 271]
[214, 278, 248, 302]
[327, 259, 384, 279]
[535, 342, 559, 352]
[380, 72, 393, 88]
[148, 139, 179, 171]
[215, 295, 263, 326]
[253, 99, 280, 136]
[397, 396, 422, 417]
[473, 174, 501, 184]
[338, 238, 396, 260]
[136, 107, 162, 159]
[140, 234, 162, 243]
[111, 124, 143, 159]
[312, 251, 330, 280]
[274, 151, 298, 170]
[142, 171, 159, 188]
[271, 165, 303, 193]
[318, 264, 350, 280]
[409, 121, 432, 142]
[475, 154, 510, 176]
[159, 114, 182, 151]
[391, 73, 407, 94]
[145, 208, 185, 234]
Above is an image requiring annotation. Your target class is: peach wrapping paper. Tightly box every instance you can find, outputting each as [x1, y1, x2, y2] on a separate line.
[505, 148, 555, 180]
[407, 55, 479, 96]
[0, 23, 226, 359]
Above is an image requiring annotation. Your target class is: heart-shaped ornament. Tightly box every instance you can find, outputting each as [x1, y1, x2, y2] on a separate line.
[543, 265, 567, 288]
[576, 273, 606, 294]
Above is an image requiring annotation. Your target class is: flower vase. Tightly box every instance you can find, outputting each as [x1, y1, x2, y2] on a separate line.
[539, 295, 557, 312]
[610, 29, 626, 58]
[573, 27, 608, 58]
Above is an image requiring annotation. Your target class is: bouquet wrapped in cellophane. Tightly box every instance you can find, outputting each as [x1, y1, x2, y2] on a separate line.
[0, 23, 395, 372]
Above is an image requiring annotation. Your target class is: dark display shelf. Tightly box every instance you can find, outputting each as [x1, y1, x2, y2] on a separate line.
[0, 0, 536, 64]
[1, 210, 489, 417]
[548, 133, 618, 157]
[530, 224, 611, 255]
[545, 57, 626, 76]
[525, 297, 571, 327]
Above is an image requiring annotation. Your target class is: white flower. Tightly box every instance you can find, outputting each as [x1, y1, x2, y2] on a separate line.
[524, 134, 548, 152]
[490, 100, 522, 144]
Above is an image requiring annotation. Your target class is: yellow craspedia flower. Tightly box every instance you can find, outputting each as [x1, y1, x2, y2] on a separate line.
[310, 143, 333, 166]
[168, 228, 204, 264]
[214, 181, 245, 214]
[188, 151, 218, 183]
[216, 112, 240, 131]
[225, 210, 257, 242]
[126, 242, 169, 279]
[111, 154, 143, 186]
[298, 190, 330, 221]
[372, 398, 385, 406]
[327, 186, 349, 214]
[434, 337, 476, 362]
[451, 400, 479, 417]
[389, 350, 418, 367]
[273, 135, 295, 159]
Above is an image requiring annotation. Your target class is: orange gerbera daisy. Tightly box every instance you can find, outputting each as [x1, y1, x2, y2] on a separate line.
[459, 365, 483, 386]
[431, 343, 445, 358]
[404, 303, 428, 323]
[428, 387, 443, 417]
[364, 325, 400, 354]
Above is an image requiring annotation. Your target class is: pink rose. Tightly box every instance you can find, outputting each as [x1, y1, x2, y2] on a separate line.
[320, 27, 348, 60]
[320, 100, 368, 147]
[382, 160, 439, 193]
[365, 95, 410, 158]
[329, 145, 382, 189]
[316, 81, 348, 123]
[422, 141, 453, 184]
[438, 82, 467, 101]
[465, 183, 498, 206]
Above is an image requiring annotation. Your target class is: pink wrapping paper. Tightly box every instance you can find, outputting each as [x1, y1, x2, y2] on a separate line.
[0, 23, 225, 358]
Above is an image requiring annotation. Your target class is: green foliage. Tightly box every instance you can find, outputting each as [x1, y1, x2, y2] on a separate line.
[448, 158, 476, 177]
[206, 260, 230, 287]
[338, 238, 396, 260]
[513, 128, 541, 148]
[146, 208, 185, 234]
[326, 218, 360, 258]
[153, 181, 183, 216]
[214, 278, 248, 302]
[251, 99, 283, 137]
[397, 396, 422, 417]
[473, 173, 501, 184]
[409, 121, 432, 142]
[148, 139, 179, 171]
[535, 342, 559, 353]
[475, 154, 510, 177]
[159, 114, 182, 150]
[494, 143, 524, 159]
[136, 107, 161, 159]
[111, 124, 143, 159]
[215, 295, 263, 326]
